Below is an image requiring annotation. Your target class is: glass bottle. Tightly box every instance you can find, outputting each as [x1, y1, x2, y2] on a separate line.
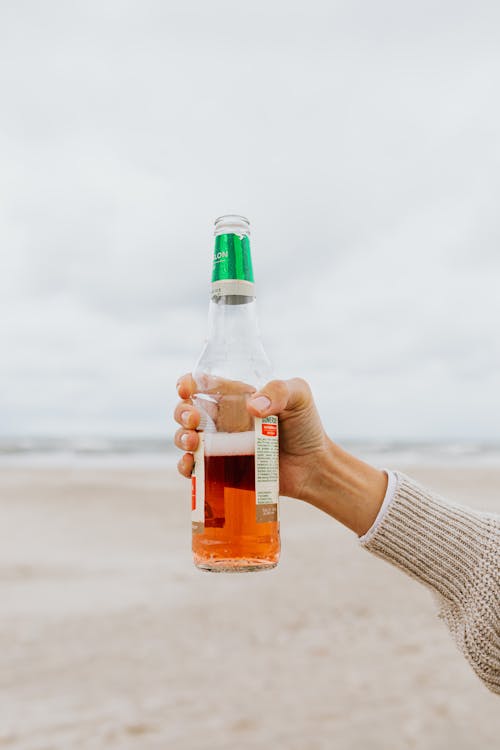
[191, 215, 280, 572]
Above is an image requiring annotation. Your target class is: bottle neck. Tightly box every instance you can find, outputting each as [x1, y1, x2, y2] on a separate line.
[195, 222, 272, 386]
[207, 296, 261, 346]
[211, 233, 255, 302]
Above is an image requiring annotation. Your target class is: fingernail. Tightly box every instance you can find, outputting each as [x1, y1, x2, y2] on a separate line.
[181, 410, 191, 426]
[250, 395, 271, 412]
[181, 433, 190, 448]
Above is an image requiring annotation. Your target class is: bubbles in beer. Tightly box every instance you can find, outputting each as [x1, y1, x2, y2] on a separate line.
[204, 431, 255, 457]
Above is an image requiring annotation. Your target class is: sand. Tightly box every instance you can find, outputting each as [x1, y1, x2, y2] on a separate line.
[1, 465, 499, 749]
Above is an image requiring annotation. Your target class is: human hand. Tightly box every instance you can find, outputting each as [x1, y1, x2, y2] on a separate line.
[173, 374, 387, 535]
[174, 374, 329, 501]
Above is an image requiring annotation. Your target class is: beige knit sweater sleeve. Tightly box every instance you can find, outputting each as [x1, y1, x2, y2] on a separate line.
[360, 472, 500, 694]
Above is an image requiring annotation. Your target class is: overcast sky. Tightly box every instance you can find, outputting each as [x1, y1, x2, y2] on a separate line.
[1, 1, 499, 441]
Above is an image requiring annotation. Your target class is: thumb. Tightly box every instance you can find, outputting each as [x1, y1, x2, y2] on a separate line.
[247, 378, 310, 418]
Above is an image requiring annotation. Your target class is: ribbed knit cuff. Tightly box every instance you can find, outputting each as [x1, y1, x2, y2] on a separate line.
[359, 472, 494, 605]
[360, 471, 500, 694]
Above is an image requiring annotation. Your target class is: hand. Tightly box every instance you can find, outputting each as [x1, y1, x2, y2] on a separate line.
[173, 374, 387, 535]
[174, 374, 329, 501]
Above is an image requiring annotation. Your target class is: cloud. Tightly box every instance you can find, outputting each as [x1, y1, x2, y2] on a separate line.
[1, 0, 499, 438]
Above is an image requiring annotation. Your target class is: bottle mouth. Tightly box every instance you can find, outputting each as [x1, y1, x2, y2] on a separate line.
[214, 214, 250, 237]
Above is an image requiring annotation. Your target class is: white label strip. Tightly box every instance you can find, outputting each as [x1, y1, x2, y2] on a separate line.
[211, 279, 255, 297]
[191, 432, 205, 530]
[254, 415, 279, 505]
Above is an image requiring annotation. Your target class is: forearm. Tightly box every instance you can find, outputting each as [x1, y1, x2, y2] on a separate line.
[360, 472, 500, 694]
[300, 438, 388, 536]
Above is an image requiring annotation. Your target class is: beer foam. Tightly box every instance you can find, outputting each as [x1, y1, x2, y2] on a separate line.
[203, 431, 255, 457]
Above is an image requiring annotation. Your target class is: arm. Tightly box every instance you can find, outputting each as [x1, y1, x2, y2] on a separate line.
[359, 471, 500, 695]
[266, 420, 500, 695]
[174, 374, 500, 693]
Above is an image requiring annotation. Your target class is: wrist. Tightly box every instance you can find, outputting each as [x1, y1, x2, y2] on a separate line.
[300, 438, 387, 535]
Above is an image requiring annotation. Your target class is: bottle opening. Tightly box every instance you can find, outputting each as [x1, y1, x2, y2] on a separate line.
[214, 214, 250, 237]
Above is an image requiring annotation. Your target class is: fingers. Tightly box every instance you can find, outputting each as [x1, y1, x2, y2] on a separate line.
[174, 427, 199, 452]
[174, 380, 200, 479]
[247, 379, 289, 416]
[174, 421, 197, 479]
[176, 372, 255, 436]
[174, 400, 201, 429]
[177, 452, 194, 477]
[177, 372, 255, 398]
[247, 377, 312, 417]
[176, 373, 197, 400]
[195, 373, 256, 396]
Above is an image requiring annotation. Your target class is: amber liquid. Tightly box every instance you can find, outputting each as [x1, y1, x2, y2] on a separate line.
[192, 453, 280, 572]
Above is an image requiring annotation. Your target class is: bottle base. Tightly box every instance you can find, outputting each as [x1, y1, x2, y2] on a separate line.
[195, 558, 278, 573]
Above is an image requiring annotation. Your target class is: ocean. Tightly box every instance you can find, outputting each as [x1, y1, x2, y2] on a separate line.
[0, 437, 499, 468]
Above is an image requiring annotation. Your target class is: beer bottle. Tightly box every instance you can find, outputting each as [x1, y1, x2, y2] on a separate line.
[191, 215, 280, 572]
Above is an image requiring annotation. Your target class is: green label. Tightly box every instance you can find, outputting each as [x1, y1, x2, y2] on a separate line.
[212, 234, 254, 283]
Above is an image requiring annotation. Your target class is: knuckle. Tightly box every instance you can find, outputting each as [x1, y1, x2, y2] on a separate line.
[175, 428, 198, 451]
[265, 379, 289, 404]
[187, 431, 198, 449]
[174, 400, 191, 422]
[188, 408, 200, 427]
[267, 379, 288, 396]
[291, 377, 311, 394]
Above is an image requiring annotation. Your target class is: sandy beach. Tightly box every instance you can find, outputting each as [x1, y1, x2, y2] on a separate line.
[1, 465, 499, 749]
